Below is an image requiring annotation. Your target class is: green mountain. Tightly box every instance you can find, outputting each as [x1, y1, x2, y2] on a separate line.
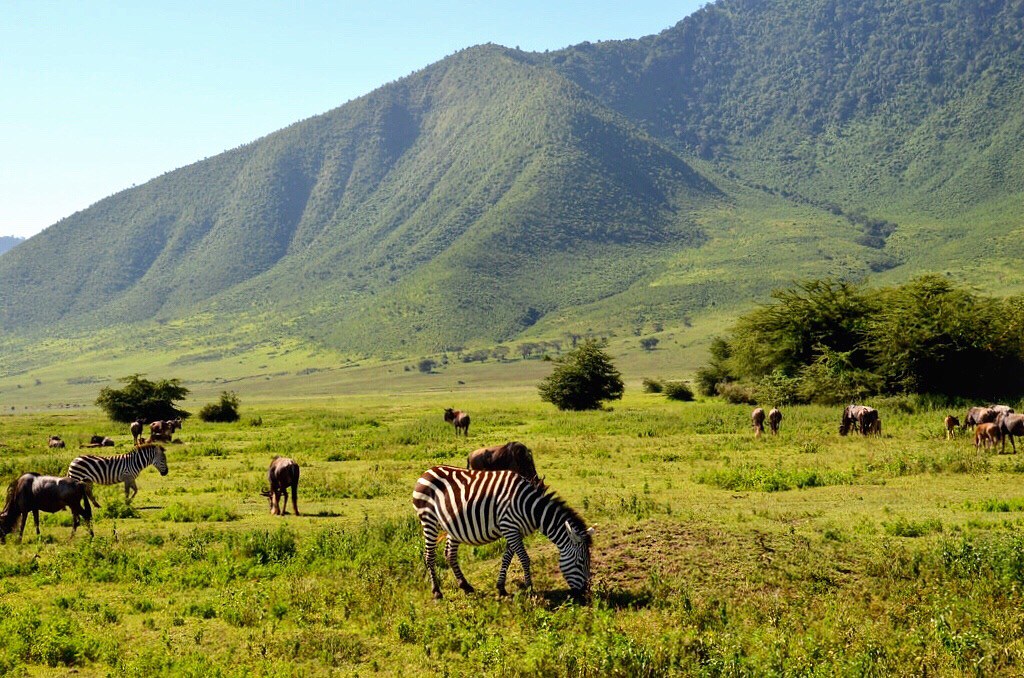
[2, 0, 1023, 371]
[0, 237, 24, 256]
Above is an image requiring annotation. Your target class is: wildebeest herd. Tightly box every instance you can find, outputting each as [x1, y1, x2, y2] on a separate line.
[4, 402, 1023, 600]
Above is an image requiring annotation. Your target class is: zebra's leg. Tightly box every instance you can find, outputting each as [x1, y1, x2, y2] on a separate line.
[496, 546, 516, 596]
[125, 478, 138, 503]
[445, 537, 474, 593]
[503, 533, 533, 591]
[420, 519, 443, 599]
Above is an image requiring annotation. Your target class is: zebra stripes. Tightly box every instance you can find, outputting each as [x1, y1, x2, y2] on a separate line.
[412, 465, 593, 599]
[67, 444, 169, 507]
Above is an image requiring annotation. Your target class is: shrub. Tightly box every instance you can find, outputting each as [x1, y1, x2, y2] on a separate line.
[198, 391, 241, 423]
[663, 381, 694, 401]
[642, 378, 663, 393]
[715, 381, 756, 404]
[538, 340, 624, 411]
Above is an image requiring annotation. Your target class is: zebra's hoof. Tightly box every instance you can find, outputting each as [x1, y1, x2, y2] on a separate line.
[432, 590, 443, 600]
[459, 582, 475, 594]
[497, 586, 508, 597]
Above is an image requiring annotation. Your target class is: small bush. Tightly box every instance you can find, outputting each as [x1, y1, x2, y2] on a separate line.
[102, 498, 140, 520]
[159, 503, 238, 523]
[716, 381, 756, 404]
[663, 381, 694, 401]
[240, 526, 297, 565]
[642, 378, 663, 393]
[198, 391, 241, 423]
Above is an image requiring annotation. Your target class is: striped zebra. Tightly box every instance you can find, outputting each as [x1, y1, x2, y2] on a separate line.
[66, 443, 169, 507]
[412, 465, 594, 599]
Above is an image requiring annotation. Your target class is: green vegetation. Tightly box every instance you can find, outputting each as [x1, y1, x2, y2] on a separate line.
[197, 391, 241, 423]
[538, 340, 624, 411]
[2, 0, 1022, 382]
[95, 374, 190, 423]
[702, 276, 1024, 401]
[2, 394, 1024, 674]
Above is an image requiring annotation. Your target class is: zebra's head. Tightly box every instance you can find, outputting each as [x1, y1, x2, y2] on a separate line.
[152, 445, 169, 476]
[558, 520, 594, 595]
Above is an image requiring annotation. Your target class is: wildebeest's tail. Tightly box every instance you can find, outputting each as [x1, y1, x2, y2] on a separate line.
[0, 477, 24, 539]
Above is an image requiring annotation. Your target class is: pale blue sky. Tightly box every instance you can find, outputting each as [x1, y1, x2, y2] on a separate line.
[1, 1, 705, 239]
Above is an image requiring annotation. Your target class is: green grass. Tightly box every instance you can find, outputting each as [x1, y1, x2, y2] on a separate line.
[2, 394, 1024, 673]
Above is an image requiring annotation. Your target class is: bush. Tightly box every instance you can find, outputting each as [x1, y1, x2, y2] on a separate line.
[198, 391, 241, 423]
[663, 381, 694, 401]
[538, 340, 624, 411]
[716, 381, 757, 404]
[642, 378, 663, 393]
[95, 374, 189, 423]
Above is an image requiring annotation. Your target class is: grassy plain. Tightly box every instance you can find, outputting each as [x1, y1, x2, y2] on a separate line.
[3, 392, 1024, 675]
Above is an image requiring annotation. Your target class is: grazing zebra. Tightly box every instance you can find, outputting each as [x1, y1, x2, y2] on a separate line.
[66, 444, 169, 507]
[412, 466, 593, 600]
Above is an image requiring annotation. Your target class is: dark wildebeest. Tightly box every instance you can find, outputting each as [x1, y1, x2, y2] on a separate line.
[944, 415, 961, 440]
[768, 408, 782, 435]
[467, 442, 544, 488]
[998, 413, 1024, 454]
[84, 435, 115, 448]
[840, 405, 879, 436]
[965, 406, 1014, 428]
[0, 473, 93, 543]
[975, 423, 1002, 450]
[751, 408, 766, 437]
[261, 456, 300, 515]
[444, 408, 470, 436]
[149, 417, 183, 443]
[129, 419, 145, 445]
[47, 435, 65, 449]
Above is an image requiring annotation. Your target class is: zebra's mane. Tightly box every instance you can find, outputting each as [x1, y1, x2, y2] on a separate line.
[537, 488, 591, 546]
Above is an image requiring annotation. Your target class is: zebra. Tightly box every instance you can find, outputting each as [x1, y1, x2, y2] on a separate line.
[66, 443, 169, 507]
[412, 465, 594, 600]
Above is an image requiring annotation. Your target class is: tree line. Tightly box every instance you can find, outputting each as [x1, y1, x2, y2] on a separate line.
[697, 276, 1024, 404]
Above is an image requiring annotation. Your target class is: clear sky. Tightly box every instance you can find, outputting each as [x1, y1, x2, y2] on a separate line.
[1, 1, 705, 239]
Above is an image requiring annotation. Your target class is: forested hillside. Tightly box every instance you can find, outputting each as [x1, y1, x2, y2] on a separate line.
[0, 237, 23, 256]
[1, 0, 1022, 363]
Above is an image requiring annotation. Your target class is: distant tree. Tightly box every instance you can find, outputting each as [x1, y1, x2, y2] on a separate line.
[663, 381, 694, 401]
[518, 342, 540, 360]
[96, 374, 190, 423]
[198, 391, 241, 423]
[640, 337, 660, 351]
[418, 358, 437, 374]
[642, 378, 663, 393]
[491, 346, 510, 362]
[538, 340, 624, 411]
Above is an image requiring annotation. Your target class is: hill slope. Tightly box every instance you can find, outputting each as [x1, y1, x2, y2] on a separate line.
[2, 0, 1023, 369]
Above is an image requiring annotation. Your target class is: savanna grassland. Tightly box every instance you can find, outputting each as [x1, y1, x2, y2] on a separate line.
[3, 392, 1024, 675]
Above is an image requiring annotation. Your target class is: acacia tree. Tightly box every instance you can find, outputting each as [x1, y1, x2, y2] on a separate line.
[538, 340, 624, 411]
[96, 374, 190, 423]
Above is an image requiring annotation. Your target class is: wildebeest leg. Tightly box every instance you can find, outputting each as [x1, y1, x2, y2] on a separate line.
[445, 537, 474, 593]
[291, 483, 299, 516]
[32, 509, 40, 538]
[71, 510, 79, 538]
[280, 489, 289, 515]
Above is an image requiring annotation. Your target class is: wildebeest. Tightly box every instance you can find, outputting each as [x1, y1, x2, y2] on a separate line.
[975, 422, 1002, 450]
[768, 408, 782, 435]
[443, 408, 470, 436]
[839, 405, 879, 436]
[84, 435, 115, 448]
[998, 413, 1024, 454]
[261, 456, 300, 515]
[47, 435, 65, 448]
[129, 419, 145, 444]
[467, 441, 544, 488]
[149, 417, 183, 443]
[0, 473, 93, 543]
[965, 406, 1014, 428]
[751, 408, 766, 437]
[944, 415, 961, 440]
